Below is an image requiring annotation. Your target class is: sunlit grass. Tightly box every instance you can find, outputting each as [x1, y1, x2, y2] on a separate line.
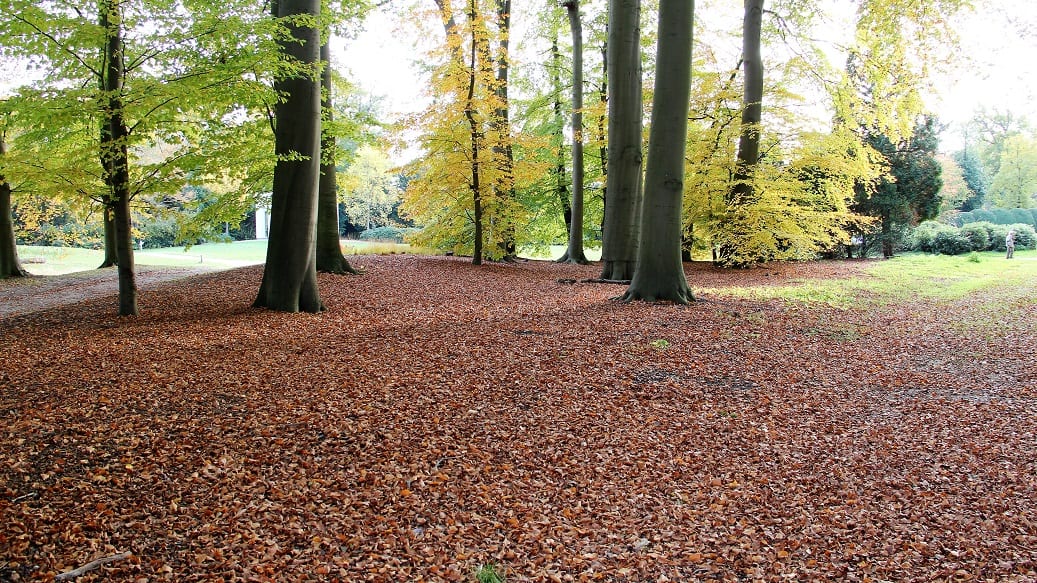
[698, 251, 1037, 309]
[17, 239, 438, 275]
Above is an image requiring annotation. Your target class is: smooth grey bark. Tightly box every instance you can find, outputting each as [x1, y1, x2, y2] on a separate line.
[254, 0, 324, 312]
[550, 35, 572, 236]
[557, 0, 589, 264]
[492, 0, 517, 259]
[99, 208, 117, 267]
[599, 0, 642, 280]
[0, 137, 26, 279]
[718, 0, 764, 267]
[620, 0, 694, 303]
[100, 0, 138, 316]
[315, 42, 357, 275]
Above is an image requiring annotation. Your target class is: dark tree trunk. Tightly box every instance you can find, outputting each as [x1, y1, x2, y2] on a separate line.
[315, 42, 358, 275]
[465, 1, 484, 266]
[0, 137, 26, 278]
[599, 0, 642, 280]
[550, 36, 572, 238]
[99, 0, 138, 316]
[99, 206, 117, 267]
[557, 0, 589, 264]
[717, 0, 764, 267]
[492, 0, 517, 259]
[596, 41, 608, 234]
[620, 0, 694, 304]
[254, 0, 325, 312]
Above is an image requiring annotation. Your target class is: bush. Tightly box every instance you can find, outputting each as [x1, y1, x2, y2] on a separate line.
[909, 221, 947, 253]
[971, 209, 996, 223]
[958, 223, 990, 251]
[1007, 223, 1037, 250]
[139, 218, 180, 249]
[953, 211, 974, 227]
[1009, 208, 1035, 228]
[359, 225, 419, 243]
[931, 228, 973, 255]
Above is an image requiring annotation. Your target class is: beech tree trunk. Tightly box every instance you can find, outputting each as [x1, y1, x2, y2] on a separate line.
[492, 0, 517, 259]
[620, 0, 694, 304]
[100, 0, 138, 316]
[99, 207, 117, 267]
[599, 0, 642, 280]
[718, 0, 764, 267]
[315, 42, 357, 275]
[557, 0, 589, 264]
[0, 136, 26, 278]
[551, 36, 572, 237]
[254, 0, 325, 312]
[465, 1, 484, 266]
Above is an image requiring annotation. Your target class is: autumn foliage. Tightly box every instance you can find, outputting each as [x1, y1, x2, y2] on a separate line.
[2, 257, 1036, 581]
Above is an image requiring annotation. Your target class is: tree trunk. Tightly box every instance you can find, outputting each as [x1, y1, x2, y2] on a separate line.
[599, 0, 642, 280]
[0, 137, 26, 278]
[551, 35, 572, 237]
[620, 0, 694, 304]
[717, 0, 763, 267]
[254, 0, 325, 312]
[466, 2, 484, 266]
[492, 0, 517, 259]
[557, 0, 589, 264]
[99, 206, 118, 267]
[596, 41, 608, 234]
[99, 0, 138, 316]
[315, 42, 358, 275]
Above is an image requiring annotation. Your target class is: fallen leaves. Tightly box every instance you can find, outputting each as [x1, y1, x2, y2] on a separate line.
[1, 256, 1036, 581]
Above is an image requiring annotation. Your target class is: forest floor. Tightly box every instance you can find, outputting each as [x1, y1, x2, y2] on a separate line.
[1, 255, 1035, 582]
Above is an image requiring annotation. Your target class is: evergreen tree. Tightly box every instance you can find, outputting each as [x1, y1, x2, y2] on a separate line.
[952, 149, 987, 211]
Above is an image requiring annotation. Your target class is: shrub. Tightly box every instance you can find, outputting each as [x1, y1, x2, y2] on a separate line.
[1007, 223, 1037, 250]
[909, 221, 947, 253]
[359, 225, 419, 243]
[930, 228, 973, 255]
[139, 218, 180, 249]
[958, 223, 990, 251]
[1009, 208, 1035, 228]
[953, 211, 974, 227]
[971, 209, 996, 223]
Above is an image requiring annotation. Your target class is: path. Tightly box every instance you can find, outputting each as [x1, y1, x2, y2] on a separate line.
[0, 265, 223, 319]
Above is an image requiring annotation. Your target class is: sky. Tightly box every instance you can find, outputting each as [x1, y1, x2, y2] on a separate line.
[336, 1, 1037, 153]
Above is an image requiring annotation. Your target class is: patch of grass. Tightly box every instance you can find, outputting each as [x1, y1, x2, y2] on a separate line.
[699, 252, 1037, 309]
[474, 563, 505, 583]
[17, 246, 104, 275]
[342, 241, 436, 256]
[650, 338, 670, 350]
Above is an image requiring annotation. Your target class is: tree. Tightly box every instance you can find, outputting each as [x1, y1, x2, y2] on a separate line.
[556, 0, 589, 265]
[254, 0, 325, 313]
[620, 0, 693, 304]
[715, 0, 764, 268]
[339, 146, 403, 230]
[854, 116, 943, 258]
[988, 134, 1037, 209]
[0, 106, 26, 279]
[316, 42, 359, 275]
[951, 148, 987, 211]
[598, 0, 642, 280]
[2, 0, 283, 314]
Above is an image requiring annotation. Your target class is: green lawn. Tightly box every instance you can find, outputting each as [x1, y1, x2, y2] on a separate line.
[16, 240, 428, 275]
[703, 250, 1037, 308]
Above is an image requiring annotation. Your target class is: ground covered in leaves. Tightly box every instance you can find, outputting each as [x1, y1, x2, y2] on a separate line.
[2, 256, 1035, 582]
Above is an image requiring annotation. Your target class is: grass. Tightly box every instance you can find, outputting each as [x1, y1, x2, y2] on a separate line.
[17, 239, 433, 275]
[474, 563, 505, 583]
[699, 250, 1037, 309]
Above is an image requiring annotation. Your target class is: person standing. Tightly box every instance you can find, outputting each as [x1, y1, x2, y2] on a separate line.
[1006, 229, 1016, 259]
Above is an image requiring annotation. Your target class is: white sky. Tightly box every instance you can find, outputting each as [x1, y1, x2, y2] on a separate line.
[336, 2, 1037, 153]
